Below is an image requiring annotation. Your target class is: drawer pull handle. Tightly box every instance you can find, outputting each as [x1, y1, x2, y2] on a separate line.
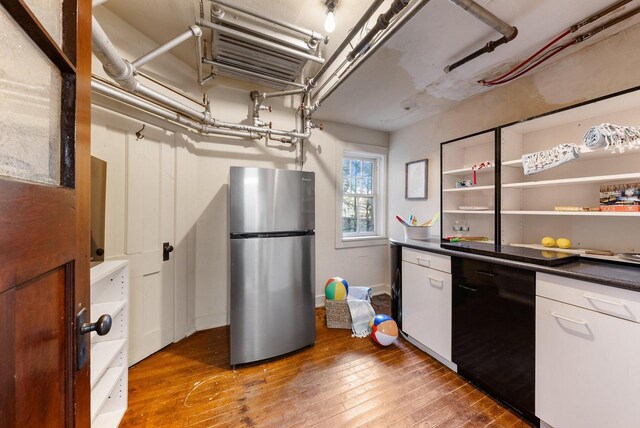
[428, 277, 444, 287]
[476, 270, 496, 277]
[551, 312, 587, 325]
[584, 293, 625, 307]
[416, 257, 431, 266]
[458, 284, 478, 292]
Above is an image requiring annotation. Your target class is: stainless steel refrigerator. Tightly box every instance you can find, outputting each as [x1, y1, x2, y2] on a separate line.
[229, 167, 315, 366]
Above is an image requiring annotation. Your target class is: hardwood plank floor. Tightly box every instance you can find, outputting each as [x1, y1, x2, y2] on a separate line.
[120, 295, 530, 427]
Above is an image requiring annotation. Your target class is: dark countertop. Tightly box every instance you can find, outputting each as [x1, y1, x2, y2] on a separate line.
[390, 236, 640, 292]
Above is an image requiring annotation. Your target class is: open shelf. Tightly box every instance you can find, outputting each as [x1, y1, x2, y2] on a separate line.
[502, 146, 638, 168]
[91, 366, 125, 422]
[502, 210, 640, 217]
[442, 164, 495, 176]
[91, 301, 126, 322]
[443, 185, 494, 193]
[443, 210, 494, 214]
[502, 172, 640, 189]
[91, 339, 127, 387]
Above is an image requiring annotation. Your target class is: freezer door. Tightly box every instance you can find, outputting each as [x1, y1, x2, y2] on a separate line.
[230, 167, 315, 234]
[230, 234, 315, 365]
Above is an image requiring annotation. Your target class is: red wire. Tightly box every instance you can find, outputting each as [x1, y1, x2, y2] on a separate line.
[480, 28, 572, 85]
[483, 40, 577, 86]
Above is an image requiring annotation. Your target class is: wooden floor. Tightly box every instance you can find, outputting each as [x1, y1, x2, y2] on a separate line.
[121, 295, 530, 427]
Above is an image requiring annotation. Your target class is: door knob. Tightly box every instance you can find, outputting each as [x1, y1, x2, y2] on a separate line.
[163, 242, 174, 261]
[80, 314, 112, 336]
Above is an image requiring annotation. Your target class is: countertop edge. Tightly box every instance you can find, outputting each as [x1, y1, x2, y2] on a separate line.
[390, 238, 640, 292]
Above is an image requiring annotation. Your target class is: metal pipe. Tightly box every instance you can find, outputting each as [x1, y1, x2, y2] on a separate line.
[197, 20, 325, 64]
[571, 0, 634, 32]
[195, 29, 205, 85]
[444, 32, 516, 73]
[92, 78, 257, 139]
[311, 0, 385, 85]
[262, 88, 306, 100]
[92, 16, 138, 90]
[443, 0, 517, 73]
[137, 70, 206, 107]
[314, 0, 432, 106]
[132, 26, 202, 69]
[203, 59, 305, 88]
[93, 16, 313, 141]
[346, 0, 411, 62]
[449, 0, 517, 39]
[210, 0, 327, 43]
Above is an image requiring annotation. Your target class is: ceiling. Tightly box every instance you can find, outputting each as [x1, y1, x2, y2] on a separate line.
[100, 0, 640, 132]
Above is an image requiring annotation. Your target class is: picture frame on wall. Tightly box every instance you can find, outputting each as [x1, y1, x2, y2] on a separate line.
[405, 159, 428, 200]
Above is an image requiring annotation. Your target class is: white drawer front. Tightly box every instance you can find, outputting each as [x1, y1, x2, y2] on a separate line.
[402, 247, 451, 273]
[537, 273, 640, 324]
[536, 296, 640, 428]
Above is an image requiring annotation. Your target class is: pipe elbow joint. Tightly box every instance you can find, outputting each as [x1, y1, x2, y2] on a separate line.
[190, 25, 203, 38]
[506, 26, 518, 41]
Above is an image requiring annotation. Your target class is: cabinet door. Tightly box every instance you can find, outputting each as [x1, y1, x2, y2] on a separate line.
[401, 261, 452, 360]
[536, 296, 640, 428]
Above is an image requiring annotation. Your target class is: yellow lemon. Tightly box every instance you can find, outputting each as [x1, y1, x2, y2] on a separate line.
[556, 238, 571, 249]
[541, 237, 556, 247]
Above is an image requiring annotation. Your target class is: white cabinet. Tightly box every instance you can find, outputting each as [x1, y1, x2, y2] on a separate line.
[401, 252, 452, 361]
[536, 275, 640, 428]
[90, 261, 129, 428]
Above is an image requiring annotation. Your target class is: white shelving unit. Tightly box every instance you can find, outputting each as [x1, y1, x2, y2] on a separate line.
[441, 131, 496, 240]
[500, 89, 640, 253]
[90, 260, 129, 428]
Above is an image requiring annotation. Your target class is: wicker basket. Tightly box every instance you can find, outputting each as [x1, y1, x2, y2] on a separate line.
[325, 299, 352, 329]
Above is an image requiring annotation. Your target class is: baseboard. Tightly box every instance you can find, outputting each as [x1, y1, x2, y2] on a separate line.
[195, 313, 228, 331]
[315, 283, 390, 307]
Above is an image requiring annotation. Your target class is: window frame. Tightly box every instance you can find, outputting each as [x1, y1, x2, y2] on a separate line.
[335, 143, 387, 249]
[342, 154, 379, 238]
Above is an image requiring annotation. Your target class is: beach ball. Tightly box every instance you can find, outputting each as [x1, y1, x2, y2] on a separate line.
[325, 277, 349, 300]
[369, 314, 398, 346]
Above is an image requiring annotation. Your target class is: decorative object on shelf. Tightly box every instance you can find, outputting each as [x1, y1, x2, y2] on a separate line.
[600, 182, 640, 207]
[471, 161, 493, 185]
[405, 159, 428, 199]
[458, 206, 490, 211]
[583, 123, 640, 153]
[521, 143, 580, 175]
[554, 206, 600, 212]
[618, 253, 640, 264]
[455, 179, 473, 188]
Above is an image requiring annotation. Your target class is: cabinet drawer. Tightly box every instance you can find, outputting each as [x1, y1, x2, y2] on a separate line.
[401, 261, 452, 360]
[536, 296, 640, 427]
[402, 248, 451, 273]
[537, 273, 640, 323]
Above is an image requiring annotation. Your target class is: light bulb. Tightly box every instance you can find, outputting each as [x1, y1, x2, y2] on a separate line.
[324, 10, 336, 33]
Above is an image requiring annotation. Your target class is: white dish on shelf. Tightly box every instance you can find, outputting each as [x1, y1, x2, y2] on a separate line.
[458, 206, 491, 211]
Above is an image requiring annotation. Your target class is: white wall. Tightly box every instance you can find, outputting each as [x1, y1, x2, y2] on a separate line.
[91, 8, 390, 339]
[388, 23, 640, 239]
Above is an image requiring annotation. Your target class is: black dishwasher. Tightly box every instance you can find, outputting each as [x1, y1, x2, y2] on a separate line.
[452, 257, 537, 424]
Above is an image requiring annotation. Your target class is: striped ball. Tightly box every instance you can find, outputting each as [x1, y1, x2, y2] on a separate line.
[369, 314, 398, 346]
[325, 277, 349, 300]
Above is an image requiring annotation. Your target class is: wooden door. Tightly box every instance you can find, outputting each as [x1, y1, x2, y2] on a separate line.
[0, 1, 92, 426]
[91, 114, 176, 365]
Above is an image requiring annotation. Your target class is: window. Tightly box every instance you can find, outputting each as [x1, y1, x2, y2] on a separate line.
[342, 156, 377, 236]
[338, 146, 386, 248]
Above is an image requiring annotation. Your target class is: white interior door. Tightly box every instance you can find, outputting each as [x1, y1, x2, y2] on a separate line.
[91, 109, 175, 365]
